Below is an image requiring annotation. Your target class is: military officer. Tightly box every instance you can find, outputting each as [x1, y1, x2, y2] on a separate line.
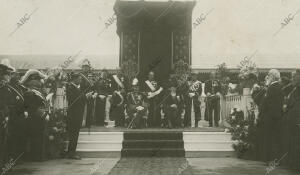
[7, 70, 28, 160]
[126, 78, 148, 129]
[184, 75, 202, 127]
[110, 71, 128, 127]
[80, 59, 96, 127]
[143, 71, 163, 127]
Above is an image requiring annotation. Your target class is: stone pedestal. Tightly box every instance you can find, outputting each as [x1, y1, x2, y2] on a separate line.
[105, 95, 115, 128]
[198, 96, 209, 127]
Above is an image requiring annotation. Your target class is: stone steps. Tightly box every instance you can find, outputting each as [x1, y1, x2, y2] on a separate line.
[76, 130, 235, 158]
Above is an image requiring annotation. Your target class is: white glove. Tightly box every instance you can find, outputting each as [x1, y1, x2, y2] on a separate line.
[24, 111, 28, 118]
[136, 106, 144, 111]
[45, 114, 50, 121]
[170, 104, 177, 108]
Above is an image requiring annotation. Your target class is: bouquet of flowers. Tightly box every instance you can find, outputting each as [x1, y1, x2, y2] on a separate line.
[216, 63, 230, 95]
[173, 60, 191, 87]
[226, 106, 256, 158]
[238, 57, 258, 82]
[120, 59, 139, 83]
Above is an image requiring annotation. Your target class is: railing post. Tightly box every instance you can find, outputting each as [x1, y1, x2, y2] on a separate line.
[242, 88, 253, 119]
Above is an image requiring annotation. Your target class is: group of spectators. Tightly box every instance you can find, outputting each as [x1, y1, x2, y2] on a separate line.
[251, 69, 300, 171]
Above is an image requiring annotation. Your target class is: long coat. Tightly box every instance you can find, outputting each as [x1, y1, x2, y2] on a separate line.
[259, 81, 283, 162]
[283, 86, 300, 169]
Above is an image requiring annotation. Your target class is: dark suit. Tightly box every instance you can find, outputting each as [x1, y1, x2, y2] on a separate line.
[205, 79, 221, 127]
[282, 86, 300, 169]
[66, 83, 85, 155]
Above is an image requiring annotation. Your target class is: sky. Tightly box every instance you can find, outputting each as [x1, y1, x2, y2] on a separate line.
[0, 0, 300, 69]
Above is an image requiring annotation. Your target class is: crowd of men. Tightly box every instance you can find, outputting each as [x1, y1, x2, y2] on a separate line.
[251, 69, 300, 170]
[2, 57, 299, 170]
[0, 58, 223, 165]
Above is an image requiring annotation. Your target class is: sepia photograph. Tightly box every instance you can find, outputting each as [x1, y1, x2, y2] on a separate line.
[0, 0, 300, 174]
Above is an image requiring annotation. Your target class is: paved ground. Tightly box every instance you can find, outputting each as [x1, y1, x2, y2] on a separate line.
[3, 158, 298, 175]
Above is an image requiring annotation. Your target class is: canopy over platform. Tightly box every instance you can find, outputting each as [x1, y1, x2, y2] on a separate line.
[114, 0, 196, 82]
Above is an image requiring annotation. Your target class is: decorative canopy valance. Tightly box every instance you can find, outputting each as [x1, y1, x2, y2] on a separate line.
[114, 0, 196, 34]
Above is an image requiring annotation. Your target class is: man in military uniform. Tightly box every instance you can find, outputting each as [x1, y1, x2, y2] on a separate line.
[7, 71, 28, 160]
[0, 59, 15, 168]
[184, 75, 202, 127]
[21, 69, 49, 161]
[126, 78, 148, 129]
[162, 80, 185, 128]
[143, 71, 163, 127]
[94, 70, 111, 126]
[80, 59, 96, 127]
[205, 72, 221, 127]
[110, 71, 127, 127]
[66, 73, 85, 159]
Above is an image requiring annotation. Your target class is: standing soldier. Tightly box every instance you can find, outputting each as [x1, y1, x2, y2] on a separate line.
[184, 75, 202, 128]
[21, 69, 49, 161]
[0, 59, 15, 168]
[162, 80, 185, 128]
[143, 71, 163, 128]
[126, 78, 148, 129]
[205, 72, 221, 127]
[110, 71, 127, 127]
[66, 73, 85, 159]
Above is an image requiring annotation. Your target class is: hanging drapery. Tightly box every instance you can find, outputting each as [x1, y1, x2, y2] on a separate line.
[114, 0, 196, 34]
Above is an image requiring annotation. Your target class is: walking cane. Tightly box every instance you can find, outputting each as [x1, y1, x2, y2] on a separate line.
[127, 115, 137, 129]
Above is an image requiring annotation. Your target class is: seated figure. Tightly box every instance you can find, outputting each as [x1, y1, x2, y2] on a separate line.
[126, 78, 148, 129]
[162, 81, 185, 128]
